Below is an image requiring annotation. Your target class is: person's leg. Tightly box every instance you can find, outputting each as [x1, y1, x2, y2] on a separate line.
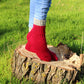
[29, 0, 35, 32]
[25, 0, 58, 61]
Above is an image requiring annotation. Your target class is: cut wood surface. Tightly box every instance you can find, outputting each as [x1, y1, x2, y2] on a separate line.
[11, 43, 84, 84]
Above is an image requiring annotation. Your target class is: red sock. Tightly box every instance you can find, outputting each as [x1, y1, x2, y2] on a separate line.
[25, 24, 58, 61]
[25, 24, 51, 61]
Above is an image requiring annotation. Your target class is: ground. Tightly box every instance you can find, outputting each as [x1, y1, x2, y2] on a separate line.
[0, 0, 84, 84]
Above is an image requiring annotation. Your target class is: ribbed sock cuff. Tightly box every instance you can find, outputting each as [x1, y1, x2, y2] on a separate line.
[34, 18, 46, 26]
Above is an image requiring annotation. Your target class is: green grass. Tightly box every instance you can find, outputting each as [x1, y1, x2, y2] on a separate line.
[0, 0, 84, 84]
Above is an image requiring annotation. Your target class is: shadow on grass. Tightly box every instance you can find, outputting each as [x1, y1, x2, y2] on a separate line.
[0, 79, 10, 84]
[0, 21, 28, 36]
[0, 21, 28, 53]
[0, 28, 13, 36]
[5, 79, 10, 84]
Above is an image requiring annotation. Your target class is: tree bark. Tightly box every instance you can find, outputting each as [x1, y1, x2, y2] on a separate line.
[11, 43, 84, 84]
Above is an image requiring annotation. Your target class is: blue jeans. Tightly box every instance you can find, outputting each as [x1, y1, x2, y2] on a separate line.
[29, 0, 52, 28]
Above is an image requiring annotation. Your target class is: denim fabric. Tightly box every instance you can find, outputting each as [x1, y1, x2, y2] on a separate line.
[29, 0, 35, 28]
[29, 0, 51, 28]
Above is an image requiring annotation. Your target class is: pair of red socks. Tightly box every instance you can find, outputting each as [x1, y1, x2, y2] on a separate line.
[25, 24, 58, 61]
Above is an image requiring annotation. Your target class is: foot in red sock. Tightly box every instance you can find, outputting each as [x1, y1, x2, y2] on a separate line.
[25, 24, 52, 61]
[25, 24, 58, 61]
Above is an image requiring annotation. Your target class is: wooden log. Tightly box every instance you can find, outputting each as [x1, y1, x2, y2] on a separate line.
[11, 43, 84, 84]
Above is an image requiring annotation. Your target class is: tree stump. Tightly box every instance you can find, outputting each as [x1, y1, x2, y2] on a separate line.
[11, 43, 84, 84]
